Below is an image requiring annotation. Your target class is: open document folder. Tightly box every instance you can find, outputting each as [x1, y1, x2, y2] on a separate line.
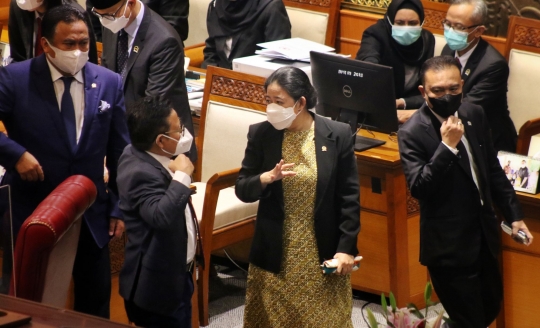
[255, 38, 335, 62]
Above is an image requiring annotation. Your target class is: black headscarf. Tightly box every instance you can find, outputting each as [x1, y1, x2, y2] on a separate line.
[383, 0, 430, 65]
[208, 0, 273, 37]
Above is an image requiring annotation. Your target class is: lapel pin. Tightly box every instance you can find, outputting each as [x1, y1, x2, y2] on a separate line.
[91, 83, 97, 88]
[465, 69, 470, 76]
[322, 146, 327, 152]
[133, 46, 139, 53]
[467, 121, 472, 126]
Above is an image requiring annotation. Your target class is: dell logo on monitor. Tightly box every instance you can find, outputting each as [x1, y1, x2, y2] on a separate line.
[343, 85, 352, 98]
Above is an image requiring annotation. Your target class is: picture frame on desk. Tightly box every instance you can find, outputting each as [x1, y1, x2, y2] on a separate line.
[498, 151, 540, 194]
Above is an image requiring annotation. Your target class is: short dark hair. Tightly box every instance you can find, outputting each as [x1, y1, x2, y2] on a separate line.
[42, 5, 88, 42]
[126, 96, 175, 151]
[420, 55, 461, 85]
[264, 67, 318, 109]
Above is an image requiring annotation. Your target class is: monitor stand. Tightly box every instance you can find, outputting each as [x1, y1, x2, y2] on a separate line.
[354, 135, 386, 152]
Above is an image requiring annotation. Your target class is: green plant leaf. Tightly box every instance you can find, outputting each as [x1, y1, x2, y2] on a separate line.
[406, 303, 424, 319]
[389, 292, 397, 312]
[381, 293, 388, 318]
[424, 282, 432, 317]
[366, 308, 380, 328]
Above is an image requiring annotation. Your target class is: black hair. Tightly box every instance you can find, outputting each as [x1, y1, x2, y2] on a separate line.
[264, 66, 318, 109]
[420, 55, 461, 85]
[41, 5, 88, 42]
[126, 96, 175, 151]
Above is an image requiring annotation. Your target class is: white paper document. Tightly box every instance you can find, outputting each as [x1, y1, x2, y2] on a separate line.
[256, 38, 335, 61]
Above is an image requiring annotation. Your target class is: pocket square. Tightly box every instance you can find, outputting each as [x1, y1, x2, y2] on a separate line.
[98, 100, 111, 113]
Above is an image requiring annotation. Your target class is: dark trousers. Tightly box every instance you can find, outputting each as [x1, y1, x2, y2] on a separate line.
[124, 273, 194, 328]
[72, 219, 111, 318]
[428, 242, 502, 328]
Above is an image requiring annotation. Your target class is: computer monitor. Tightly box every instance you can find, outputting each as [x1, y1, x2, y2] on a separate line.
[310, 51, 399, 151]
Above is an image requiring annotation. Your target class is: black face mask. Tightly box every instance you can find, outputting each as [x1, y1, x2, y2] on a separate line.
[427, 93, 462, 118]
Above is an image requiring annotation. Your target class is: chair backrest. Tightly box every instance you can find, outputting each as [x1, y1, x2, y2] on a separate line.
[516, 118, 540, 155]
[433, 34, 447, 56]
[504, 15, 540, 60]
[10, 175, 97, 307]
[96, 42, 103, 66]
[283, 0, 340, 47]
[185, 0, 211, 48]
[507, 49, 540, 133]
[195, 67, 267, 183]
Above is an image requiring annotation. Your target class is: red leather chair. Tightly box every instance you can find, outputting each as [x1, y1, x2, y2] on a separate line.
[10, 175, 97, 307]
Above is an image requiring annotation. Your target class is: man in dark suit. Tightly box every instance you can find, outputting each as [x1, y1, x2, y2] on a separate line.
[0, 6, 130, 318]
[117, 96, 199, 327]
[441, 0, 517, 152]
[86, 0, 189, 42]
[91, 0, 196, 162]
[398, 56, 533, 328]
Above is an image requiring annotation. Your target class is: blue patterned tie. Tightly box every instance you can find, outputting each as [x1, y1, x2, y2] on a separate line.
[61, 77, 77, 153]
[117, 29, 129, 78]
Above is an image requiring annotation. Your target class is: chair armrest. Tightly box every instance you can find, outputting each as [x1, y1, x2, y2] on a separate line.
[185, 43, 205, 68]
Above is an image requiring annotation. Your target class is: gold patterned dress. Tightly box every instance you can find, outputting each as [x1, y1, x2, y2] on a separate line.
[243, 128, 353, 328]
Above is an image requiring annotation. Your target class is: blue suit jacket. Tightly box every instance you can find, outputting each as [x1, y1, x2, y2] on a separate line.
[116, 145, 192, 315]
[0, 55, 130, 248]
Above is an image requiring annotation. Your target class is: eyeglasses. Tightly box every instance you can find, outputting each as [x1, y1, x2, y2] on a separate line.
[92, 0, 127, 21]
[165, 125, 185, 137]
[442, 19, 480, 33]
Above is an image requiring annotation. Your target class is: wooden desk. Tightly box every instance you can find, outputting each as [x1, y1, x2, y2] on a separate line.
[350, 129, 428, 308]
[0, 294, 133, 327]
[500, 191, 540, 327]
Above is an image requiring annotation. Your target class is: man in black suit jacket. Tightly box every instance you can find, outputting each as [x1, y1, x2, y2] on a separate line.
[117, 96, 199, 327]
[441, 0, 516, 152]
[91, 0, 196, 162]
[398, 56, 533, 328]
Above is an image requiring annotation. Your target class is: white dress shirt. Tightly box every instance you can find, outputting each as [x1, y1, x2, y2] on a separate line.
[454, 41, 479, 75]
[146, 151, 196, 263]
[46, 58, 85, 143]
[124, 0, 145, 55]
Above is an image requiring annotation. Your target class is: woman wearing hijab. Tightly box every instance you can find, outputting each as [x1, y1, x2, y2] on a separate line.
[202, 0, 291, 69]
[9, 0, 98, 63]
[356, 0, 434, 123]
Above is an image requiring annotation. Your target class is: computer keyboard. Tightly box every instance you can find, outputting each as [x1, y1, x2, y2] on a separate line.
[354, 135, 386, 152]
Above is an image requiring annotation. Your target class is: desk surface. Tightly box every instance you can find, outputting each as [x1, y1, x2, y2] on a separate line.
[0, 294, 133, 327]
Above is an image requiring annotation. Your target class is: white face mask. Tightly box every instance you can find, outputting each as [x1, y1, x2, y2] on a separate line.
[158, 128, 193, 157]
[99, 2, 131, 34]
[46, 41, 89, 76]
[16, 0, 42, 11]
[266, 101, 300, 130]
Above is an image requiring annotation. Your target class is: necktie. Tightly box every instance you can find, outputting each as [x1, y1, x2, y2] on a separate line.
[60, 77, 77, 153]
[35, 17, 43, 57]
[116, 29, 129, 78]
[188, 200, 205, 269]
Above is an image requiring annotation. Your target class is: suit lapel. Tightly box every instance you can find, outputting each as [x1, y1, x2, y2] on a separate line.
[461, 39, 487, 84]
[313, 115, 336, 219]
[132, 145, 173, 180]
[77, 64, 99, 151]
[419, 105, 441, 143]
[31, 56, 72, 153]
[122, 5, 151, 89]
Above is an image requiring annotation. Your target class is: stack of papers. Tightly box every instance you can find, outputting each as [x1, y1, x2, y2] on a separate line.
[255, 38, 334, 62]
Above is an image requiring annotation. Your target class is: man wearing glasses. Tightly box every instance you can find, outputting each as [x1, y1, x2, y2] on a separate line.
[441, 0, 517, 153]
[117, 96, 200, 327]
[91, 0, 197, 162]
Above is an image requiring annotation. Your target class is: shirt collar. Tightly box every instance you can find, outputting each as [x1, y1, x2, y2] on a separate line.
[455, 41, 479, 65]
[145, 150, 174, 176]
[45, 56, 84, 84]
[124, 0, 144, 38]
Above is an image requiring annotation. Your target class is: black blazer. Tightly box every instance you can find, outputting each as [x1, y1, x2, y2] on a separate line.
[398, 103, 523, 267]
[117, 145, 192, 315]
[101, 5, 196, 162]
[356, 20, 435, 109]
[442, 38, 517, 152]
[86, 0, 189, 42]
[201, 0, 291, 69]
[8, 0, 98, 64]
[235, 114, 360, 273]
